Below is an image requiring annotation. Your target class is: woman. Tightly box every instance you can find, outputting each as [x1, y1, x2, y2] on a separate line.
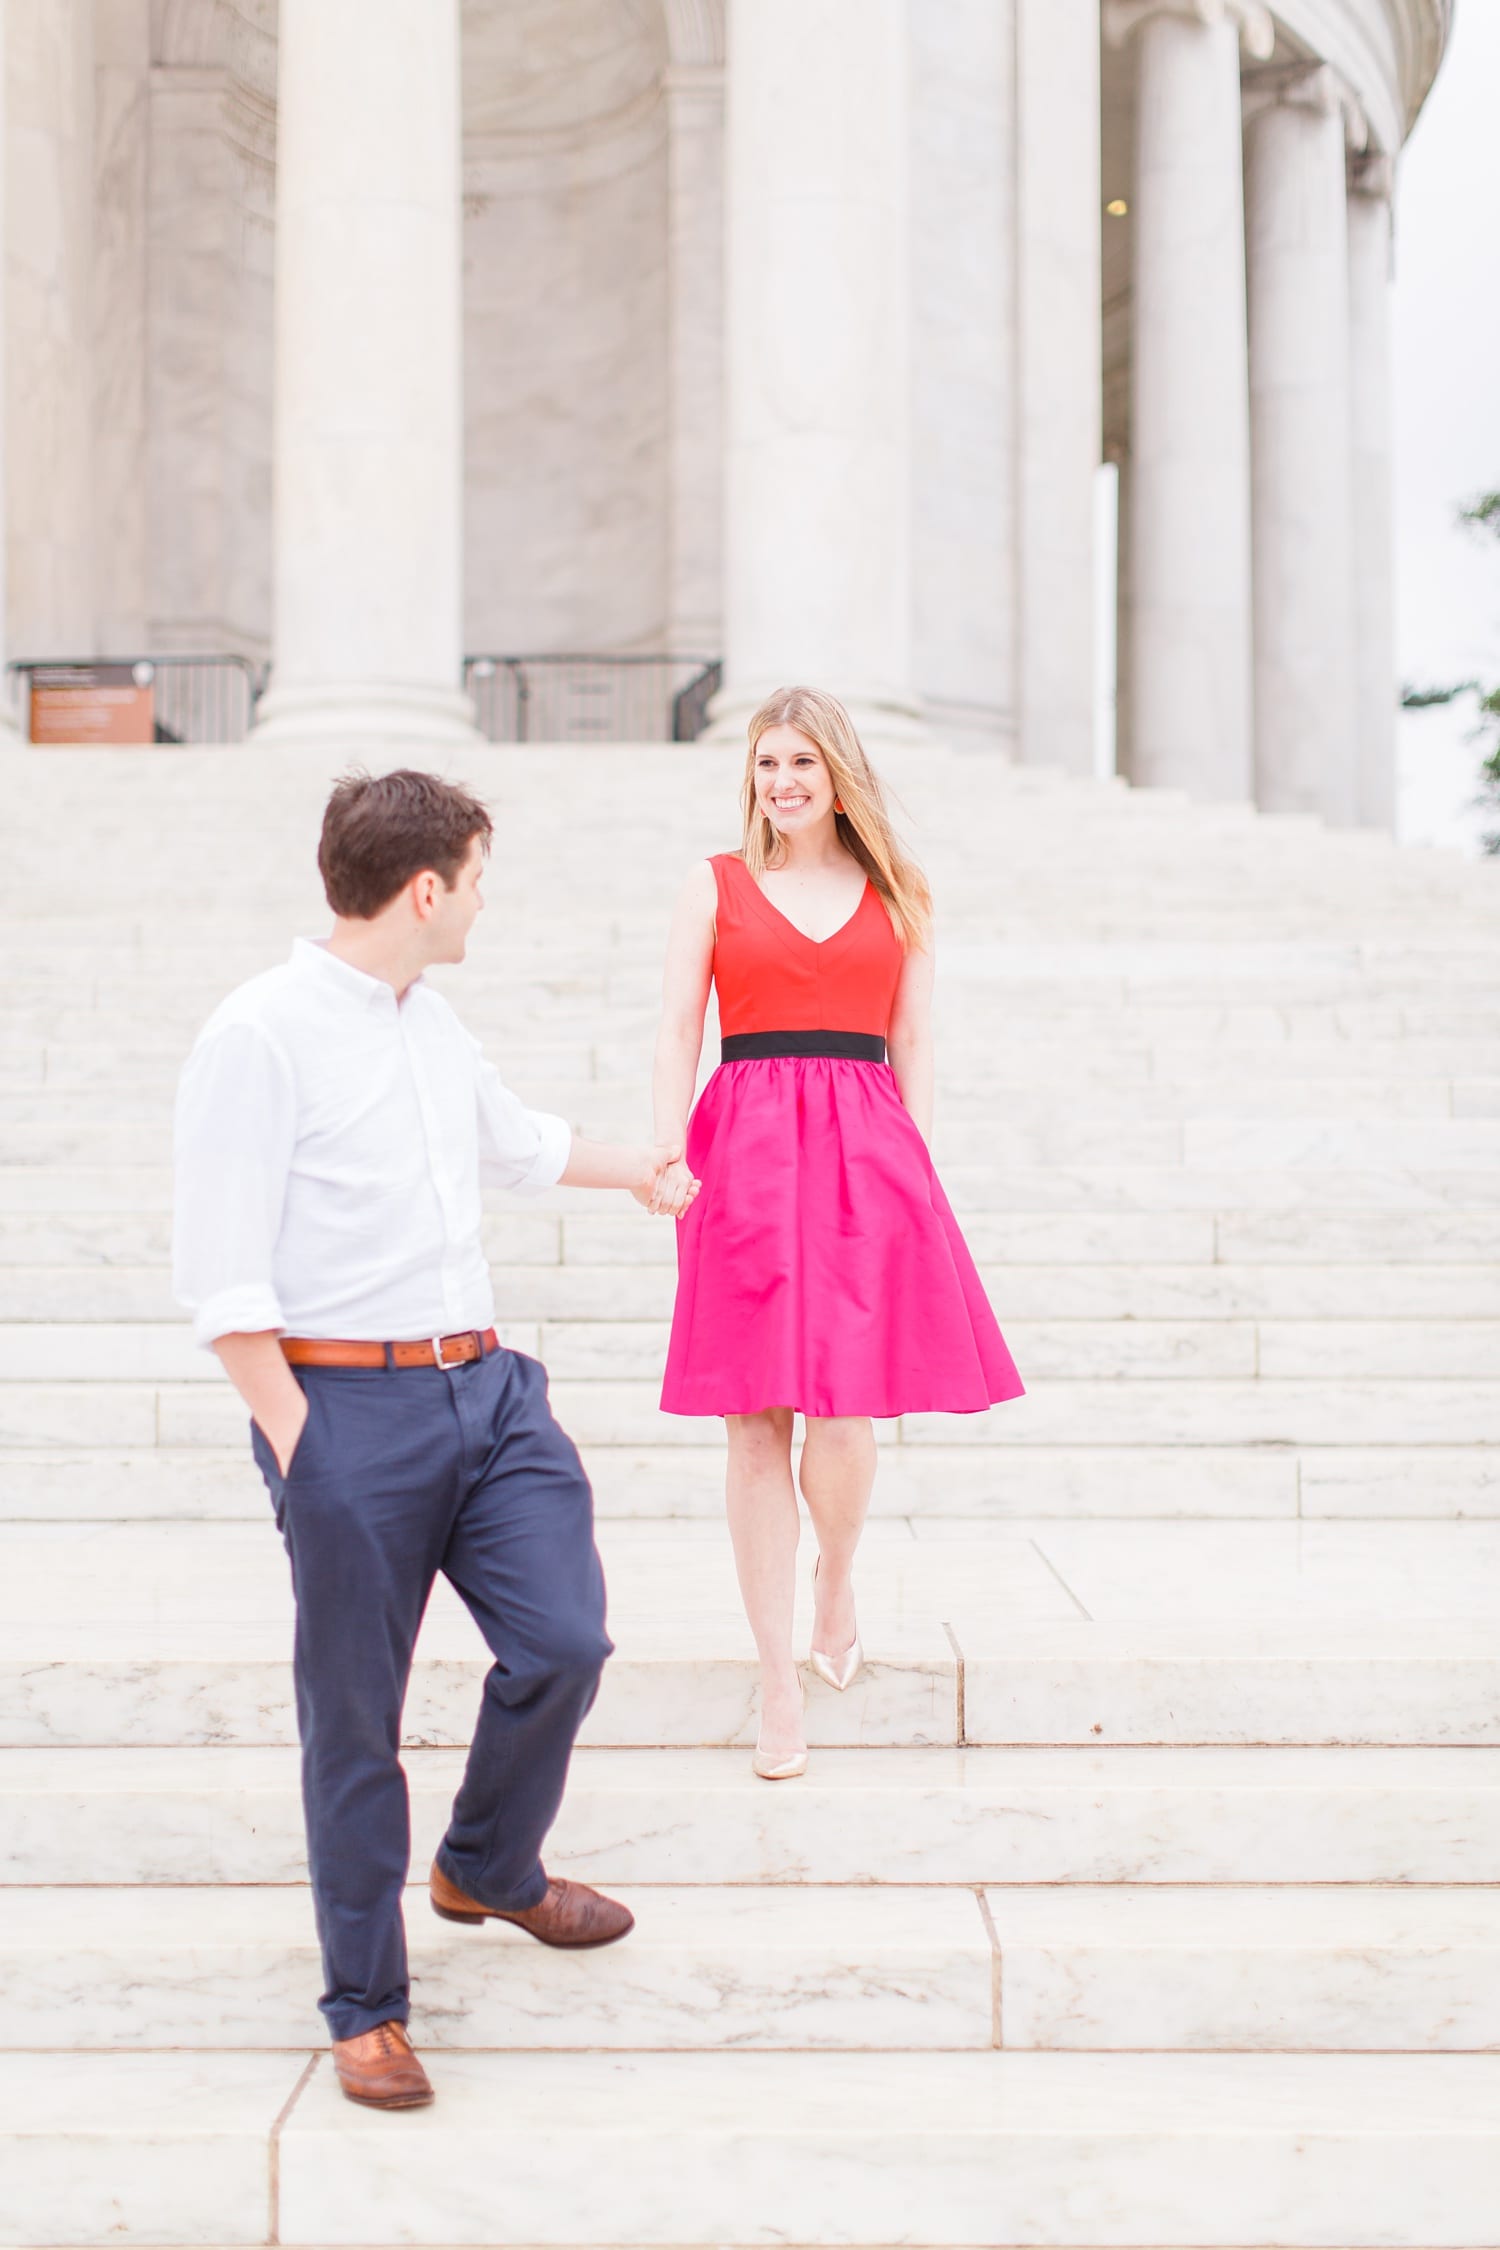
[650, 686, 1023, 1778]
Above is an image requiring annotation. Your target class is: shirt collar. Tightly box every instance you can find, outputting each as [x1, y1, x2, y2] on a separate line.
[291, 937, 411, 1011]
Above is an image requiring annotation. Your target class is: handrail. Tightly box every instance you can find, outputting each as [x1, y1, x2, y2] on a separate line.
[463, 654, 721, 744]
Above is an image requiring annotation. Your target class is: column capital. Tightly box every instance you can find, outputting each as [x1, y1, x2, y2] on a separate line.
[1104, 0, 1273, 62]
[1243, 61, 1369, 151]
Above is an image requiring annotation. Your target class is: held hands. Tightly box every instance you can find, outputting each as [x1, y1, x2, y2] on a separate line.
[634, 1143, 700, 1217]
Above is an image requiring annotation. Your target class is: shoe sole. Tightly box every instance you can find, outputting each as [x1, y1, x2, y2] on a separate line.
[337, 2082, 435, 2110]
[430, 1897, 635, 1948]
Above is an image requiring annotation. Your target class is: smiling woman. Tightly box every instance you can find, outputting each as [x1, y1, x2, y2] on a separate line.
[646, 685, 1024, 1784]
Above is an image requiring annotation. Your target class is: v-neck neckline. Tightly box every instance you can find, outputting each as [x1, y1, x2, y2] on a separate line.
[734, 856, 872, 949]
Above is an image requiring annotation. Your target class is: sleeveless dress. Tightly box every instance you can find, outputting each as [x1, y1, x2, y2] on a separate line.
[660, 853, 1024, 1419]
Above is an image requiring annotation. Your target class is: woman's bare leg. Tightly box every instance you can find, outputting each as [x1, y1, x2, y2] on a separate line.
[799, 1415, 877, 1661]
[724, 1408, 804, 1755]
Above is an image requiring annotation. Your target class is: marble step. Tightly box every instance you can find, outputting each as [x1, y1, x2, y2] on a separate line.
[5, 1617, 1495, 1750]
[0, 1882, 993, 2052]
[5, 2047, 1499, 2247]
[7, 1744, 1496, 1887]
[3, 1438, 1498, 1519]
[17, 1035, 1500, 1101]
[0, 1073, 1484, 1127]
[13, 1109, 1485, 1169]
[8, 1159, 1500, 1217]
[5, 1884, 1498, 2057]
[5, 1258, 1498, 1323]
[42, 1374, 1478, 1457]
[8, 1314, 1496, 1385]
[4, 1518, 1499, 1747]
[8, 1203, 1500, 1273]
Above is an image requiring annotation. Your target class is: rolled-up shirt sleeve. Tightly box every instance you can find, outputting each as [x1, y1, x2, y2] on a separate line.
[474, 1050, 572, 1198]
[173, 1019, 297, 1348]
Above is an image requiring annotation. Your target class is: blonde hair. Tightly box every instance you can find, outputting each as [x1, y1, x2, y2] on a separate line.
[740, 686, 932, 949]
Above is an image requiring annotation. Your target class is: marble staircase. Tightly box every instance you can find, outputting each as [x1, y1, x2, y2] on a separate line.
[2, 742, 1500, 2247]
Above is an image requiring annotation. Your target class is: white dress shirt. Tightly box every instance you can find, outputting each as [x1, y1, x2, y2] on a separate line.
[173, 938, 572, 1349]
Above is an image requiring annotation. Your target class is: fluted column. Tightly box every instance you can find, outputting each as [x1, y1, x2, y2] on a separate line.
[1347, 150, 1397, 830]
[706, 0, 924, 745]
[1104, 0, 1270, 800]
[1244, 67, 1360, 823]
[0, 0, 14, 736]
[251, 0, 477, 747]
[663, 4, 725, 659]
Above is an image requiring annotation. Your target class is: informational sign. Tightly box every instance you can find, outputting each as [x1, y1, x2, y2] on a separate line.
[27, 663, 155, 745]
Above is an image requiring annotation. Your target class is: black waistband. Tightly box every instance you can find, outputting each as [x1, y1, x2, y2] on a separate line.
[720, 1030, 887, 1063]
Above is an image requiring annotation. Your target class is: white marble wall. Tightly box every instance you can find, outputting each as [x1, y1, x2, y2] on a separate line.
[5, 0, 94, 658]
[461, 0, 670, 656]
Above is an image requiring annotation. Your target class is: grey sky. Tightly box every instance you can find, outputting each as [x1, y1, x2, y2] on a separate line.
[1393, 0, 1500, 849]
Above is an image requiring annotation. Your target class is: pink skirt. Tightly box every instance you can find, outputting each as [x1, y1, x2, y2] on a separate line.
[660, 1056, 1025, 1419]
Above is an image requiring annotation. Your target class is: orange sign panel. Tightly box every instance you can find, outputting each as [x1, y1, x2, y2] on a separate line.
[28, 665, 155, 745]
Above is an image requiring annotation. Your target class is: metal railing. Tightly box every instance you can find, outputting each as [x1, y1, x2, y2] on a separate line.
[463, 655, 722, 744]
[8, 655, 263, 745]
[9, 651, 725, 746]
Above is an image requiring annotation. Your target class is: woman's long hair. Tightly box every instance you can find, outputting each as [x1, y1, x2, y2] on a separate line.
[739, 686, 933, 949]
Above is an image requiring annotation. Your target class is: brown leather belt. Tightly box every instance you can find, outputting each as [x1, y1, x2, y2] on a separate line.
[281, 1328, 499, 1371]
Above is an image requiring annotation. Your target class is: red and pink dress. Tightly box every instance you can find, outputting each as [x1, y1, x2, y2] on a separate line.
[660, 852, 1024, 1419]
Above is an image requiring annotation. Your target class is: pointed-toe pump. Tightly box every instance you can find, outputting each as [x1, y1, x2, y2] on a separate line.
[752, 1677, 808, 1780]
[810, 1557, 864, 1692]
[751, 1740, 809, 1781]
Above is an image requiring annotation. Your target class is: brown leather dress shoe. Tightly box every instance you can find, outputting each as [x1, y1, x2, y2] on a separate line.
[330, 2020, 434, 2110]
[430, 1858, 634, 1949]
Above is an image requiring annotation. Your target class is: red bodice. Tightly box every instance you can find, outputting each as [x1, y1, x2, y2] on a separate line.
[708, 853, 903, 1039]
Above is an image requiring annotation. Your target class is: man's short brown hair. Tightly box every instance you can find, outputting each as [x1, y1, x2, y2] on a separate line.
[318, 769, 494, 919]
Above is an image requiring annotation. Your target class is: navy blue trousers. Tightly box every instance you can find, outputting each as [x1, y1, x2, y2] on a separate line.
[250, 1347, 611, 2042]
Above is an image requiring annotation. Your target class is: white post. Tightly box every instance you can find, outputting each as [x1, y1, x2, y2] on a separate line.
[1244, 66, 1360, 823]
[251, 0, 477, 748]
[1104, 0, 1270, 800]
[1347, 150, 1397, 830]
[707, 0, 924, 747]
[1093, 461, 1120, 780]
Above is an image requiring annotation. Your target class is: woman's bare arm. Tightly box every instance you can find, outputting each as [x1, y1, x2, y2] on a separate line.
[649, 860, 718, 1211]
[887, 933, 935, 1144]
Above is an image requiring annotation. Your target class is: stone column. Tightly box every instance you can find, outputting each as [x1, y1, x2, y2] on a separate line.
[1017, 0, 1102, 775]
[663, 3, 725, 659]
[251, 0, 477, 747]
[6, 0, 95, 663]
[0, 0, 13, 734]
[1104, 0, 1270, 800]
[1347, 150, 1397, 830]
[1244, 66, 1360, 823]
[706, 0, 924, 746]
[92, 0, 150, 655]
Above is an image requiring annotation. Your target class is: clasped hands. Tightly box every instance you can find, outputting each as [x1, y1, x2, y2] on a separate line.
[633, 1144, 700, 1218]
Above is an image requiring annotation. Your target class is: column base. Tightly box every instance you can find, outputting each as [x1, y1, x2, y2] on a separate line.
[249, 679, 483, 752]
[702, 685, 936, 755]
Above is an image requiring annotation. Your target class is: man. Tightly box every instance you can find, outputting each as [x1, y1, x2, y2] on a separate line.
[173, 767, 693, 2110]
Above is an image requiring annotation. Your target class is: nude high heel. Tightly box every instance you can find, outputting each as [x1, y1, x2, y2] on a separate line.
[809, 1556, 863, 1692]
[752, 1678, 808, 1781]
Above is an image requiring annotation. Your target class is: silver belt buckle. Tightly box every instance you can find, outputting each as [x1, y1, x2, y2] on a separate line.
[431, 1331, 467, 1369]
